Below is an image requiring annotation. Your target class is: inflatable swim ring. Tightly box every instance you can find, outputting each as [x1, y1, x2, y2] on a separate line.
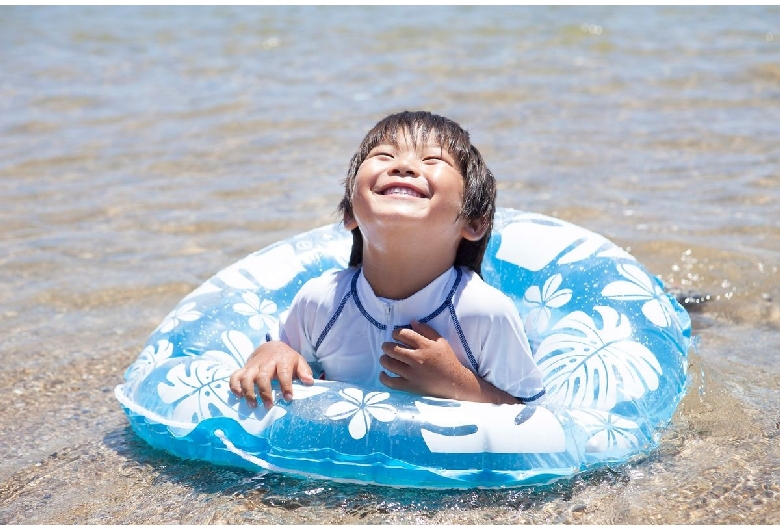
[115, 208, 691, 488]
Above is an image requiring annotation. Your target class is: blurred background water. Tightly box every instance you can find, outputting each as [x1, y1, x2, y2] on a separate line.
[0, 5, 778, 524]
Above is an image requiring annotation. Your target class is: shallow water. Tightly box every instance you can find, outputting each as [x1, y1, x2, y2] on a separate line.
[1, 5, 779, 524]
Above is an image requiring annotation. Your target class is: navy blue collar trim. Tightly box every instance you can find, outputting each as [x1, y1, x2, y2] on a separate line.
[352, 268, 463, 331]
[351, 269, 386, 330]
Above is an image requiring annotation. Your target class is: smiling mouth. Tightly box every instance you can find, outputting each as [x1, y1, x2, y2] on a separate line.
[380, 186, 426, 198]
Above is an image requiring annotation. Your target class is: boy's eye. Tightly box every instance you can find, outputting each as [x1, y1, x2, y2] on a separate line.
[424, 154, 455, 167]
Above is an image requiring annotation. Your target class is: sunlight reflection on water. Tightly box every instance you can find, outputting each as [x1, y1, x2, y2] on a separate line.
[0, 5, 778, 524]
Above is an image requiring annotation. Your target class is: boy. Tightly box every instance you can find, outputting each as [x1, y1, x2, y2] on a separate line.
[230, 111, 545, 409]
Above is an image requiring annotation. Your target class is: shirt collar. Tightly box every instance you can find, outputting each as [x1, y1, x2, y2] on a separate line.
[353, 266, 458, 328]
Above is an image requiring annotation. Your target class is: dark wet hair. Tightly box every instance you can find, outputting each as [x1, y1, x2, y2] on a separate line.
[337, 111, 497, 275]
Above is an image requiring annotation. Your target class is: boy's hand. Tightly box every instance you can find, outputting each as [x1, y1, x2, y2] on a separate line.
[378, 320, 475, 400]
[379, 320, 519, 405]
[229, 341, 314, 409]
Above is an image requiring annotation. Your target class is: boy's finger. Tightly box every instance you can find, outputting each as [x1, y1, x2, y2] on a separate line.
[381, 341, 415, 362]
[379, 353, 409, 377]
[240, 374, 258, 408]
[276, 364, 294, 402]
[410, 320, 441, 340]
[229, 370, 244, 397]
[296, 357, 315, 385]
[254, 373, 275, 409]
[379, 370, 409, 392]
[391, 327, 424, 348]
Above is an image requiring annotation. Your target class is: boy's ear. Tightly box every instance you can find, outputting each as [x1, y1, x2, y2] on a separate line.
[461, 217, 489, 241]
[343, 212, 358, 231]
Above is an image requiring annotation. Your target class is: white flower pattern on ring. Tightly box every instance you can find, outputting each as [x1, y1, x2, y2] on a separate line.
[157, 302, 202, 334]
[523, 273, 572, 334]
[325, 388, 396, 440]
[568, 409, 641, 453]
[601, 263, 675, 328]
[124, 339, 173, 391]
[233, 292, 278, 331]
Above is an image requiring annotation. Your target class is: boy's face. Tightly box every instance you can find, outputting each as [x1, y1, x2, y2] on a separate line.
[346, 129, 485, 246]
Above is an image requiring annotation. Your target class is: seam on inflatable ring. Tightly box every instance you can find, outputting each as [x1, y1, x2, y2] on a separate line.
[114, 385, 197, 432]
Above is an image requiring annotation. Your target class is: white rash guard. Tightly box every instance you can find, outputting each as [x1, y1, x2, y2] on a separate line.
[277, 266, 546, 402]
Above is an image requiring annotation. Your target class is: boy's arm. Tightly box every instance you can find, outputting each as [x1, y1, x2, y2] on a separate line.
[229, 341, 314, 409]
[229, 273, 324, 409]
[378, 320, 520, 405]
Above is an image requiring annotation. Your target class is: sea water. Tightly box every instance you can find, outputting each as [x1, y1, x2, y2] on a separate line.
[0, 5, 778, 524]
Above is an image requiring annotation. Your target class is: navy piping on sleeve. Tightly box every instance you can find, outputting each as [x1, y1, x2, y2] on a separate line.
[314, 271, 357, 351]
[448, 302, 479, 372]
[517, 388, 547, 404]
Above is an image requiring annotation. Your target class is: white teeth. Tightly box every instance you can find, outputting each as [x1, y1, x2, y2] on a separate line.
[382, 186, 424, 198]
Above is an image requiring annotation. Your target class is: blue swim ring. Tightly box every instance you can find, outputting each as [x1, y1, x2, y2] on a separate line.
[115, 208, 691, 488]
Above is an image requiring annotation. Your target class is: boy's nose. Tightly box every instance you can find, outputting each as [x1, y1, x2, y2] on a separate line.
[389, 157, 419, 177]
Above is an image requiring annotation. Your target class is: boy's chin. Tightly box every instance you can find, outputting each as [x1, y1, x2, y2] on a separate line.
[371, 209, 433, 226]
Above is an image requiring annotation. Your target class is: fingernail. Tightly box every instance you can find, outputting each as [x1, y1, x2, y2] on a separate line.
[283, 392, 293, 402]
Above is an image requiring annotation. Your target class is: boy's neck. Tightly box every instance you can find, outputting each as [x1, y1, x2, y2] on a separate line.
[359, 243, 459, 300]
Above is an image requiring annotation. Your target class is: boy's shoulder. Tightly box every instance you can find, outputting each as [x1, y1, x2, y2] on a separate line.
[295, 267, 356, 306]
[456, 267, 518, 319]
